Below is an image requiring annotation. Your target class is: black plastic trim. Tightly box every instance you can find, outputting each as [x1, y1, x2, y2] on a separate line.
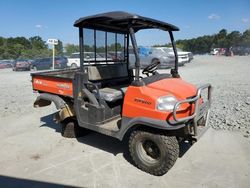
[117, 116, 186, 140]
[142, 74, 172, 85]
[34, 93, 66, 109]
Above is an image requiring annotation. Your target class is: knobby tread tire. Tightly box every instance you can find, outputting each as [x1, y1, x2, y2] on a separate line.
[129, 130, 179, 176]
[61, 120, 88, 138]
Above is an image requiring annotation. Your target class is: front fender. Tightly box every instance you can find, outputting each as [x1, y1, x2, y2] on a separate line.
[117, 116, 186, 140]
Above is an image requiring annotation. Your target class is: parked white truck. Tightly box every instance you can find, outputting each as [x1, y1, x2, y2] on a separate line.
[67, 52, 80, 68]
[67, 52, 114, 67]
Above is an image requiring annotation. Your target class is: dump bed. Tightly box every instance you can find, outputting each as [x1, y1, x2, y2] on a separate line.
[31, 68, 79, 97]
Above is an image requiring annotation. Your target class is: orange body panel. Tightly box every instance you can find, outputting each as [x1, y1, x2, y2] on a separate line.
[122, 78, 197, 121]
[32, 76, 73, 97]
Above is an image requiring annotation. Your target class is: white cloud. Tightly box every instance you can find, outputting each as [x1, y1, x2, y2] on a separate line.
[242, 18, 250, 23]
[35, 24, 43, 28]
[35, 24, 48, 29]
[208, 14, 220, 20]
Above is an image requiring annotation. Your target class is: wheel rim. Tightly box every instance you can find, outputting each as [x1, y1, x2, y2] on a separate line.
[71, 64, 77, 68]
[137, 139, 161, 165]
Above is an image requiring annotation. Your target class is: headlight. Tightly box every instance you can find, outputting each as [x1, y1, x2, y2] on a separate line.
[156, 96, 179, 111]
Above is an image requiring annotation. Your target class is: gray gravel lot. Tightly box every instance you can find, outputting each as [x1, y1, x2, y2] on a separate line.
[0, 55, 250, 187]
[179, 55, 250, 138]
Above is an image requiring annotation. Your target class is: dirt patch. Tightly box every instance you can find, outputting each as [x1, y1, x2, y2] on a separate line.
[30, 154, 41, 160]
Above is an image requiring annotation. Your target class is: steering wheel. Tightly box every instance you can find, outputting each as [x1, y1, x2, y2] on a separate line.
[142, 59, 160, 76]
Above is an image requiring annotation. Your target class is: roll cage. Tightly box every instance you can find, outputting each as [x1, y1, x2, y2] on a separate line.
[74, 11, 180, 84]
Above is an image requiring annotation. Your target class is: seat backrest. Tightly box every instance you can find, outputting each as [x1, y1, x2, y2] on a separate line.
[88, 63, 128, 81]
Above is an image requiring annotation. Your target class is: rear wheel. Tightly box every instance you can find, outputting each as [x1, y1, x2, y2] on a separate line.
[129, 130, 179, 176]
[70, 63, 77, 68]
[33, 66, 37, 71]
[61, 119, 89, 138]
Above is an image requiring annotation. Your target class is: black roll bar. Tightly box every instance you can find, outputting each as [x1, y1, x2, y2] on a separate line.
[79, 28, 84, 72]
[169, 31, 180, 78]
[129, 27, 140, 81]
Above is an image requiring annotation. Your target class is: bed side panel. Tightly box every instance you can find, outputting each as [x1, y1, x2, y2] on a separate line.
[32, 75, 73, 97]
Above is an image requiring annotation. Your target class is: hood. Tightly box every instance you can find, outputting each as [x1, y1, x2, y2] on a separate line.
[146, 78, 197, 100]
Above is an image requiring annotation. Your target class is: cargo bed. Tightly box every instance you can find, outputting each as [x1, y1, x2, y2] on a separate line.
[31, 68, 79, 97]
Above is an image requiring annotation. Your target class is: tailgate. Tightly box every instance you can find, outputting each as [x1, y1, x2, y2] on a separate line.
[32, 75, 73, 97]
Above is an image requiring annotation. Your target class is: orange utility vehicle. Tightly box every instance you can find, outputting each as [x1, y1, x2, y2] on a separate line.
[31, 12, 212, 176]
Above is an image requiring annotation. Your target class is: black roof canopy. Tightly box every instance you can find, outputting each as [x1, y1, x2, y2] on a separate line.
[74, 11, 179, 33]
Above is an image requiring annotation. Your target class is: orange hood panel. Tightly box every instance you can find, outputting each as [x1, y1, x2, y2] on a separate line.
[146, 78, 197, 100]
[122, 78, 197, 120]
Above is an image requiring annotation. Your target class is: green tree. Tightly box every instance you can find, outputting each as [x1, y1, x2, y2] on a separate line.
[226, 31, 242, 47]
[241, 29, 250, 47]
[55, 40, 63, 56]
[29, 36, 47, 50]
[64, 43, 79, 55]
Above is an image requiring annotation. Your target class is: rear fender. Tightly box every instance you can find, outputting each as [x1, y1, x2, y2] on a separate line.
[34, 93, 65, 109]
[34, 93, 75, 122]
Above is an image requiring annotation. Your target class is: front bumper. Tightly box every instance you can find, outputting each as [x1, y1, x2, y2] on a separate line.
[172, 84, 212, 136]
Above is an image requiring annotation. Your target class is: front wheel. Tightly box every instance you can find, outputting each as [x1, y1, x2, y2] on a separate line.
[129, 130, 179, 176]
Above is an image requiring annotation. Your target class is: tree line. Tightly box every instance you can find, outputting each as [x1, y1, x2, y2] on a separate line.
[176, 29, 250, 54]
[153, 29, 250, 54]
[1, 29, 250, 59]
[0, 36, 63, 60]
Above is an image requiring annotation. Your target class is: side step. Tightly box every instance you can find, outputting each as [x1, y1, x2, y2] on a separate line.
[101, 117, 121, 132]
[79, 117, 122, 138]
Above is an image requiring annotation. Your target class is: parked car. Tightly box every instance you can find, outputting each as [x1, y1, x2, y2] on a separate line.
[107, 51, 124, 61]
[32, 57, 67, 71]
[31, 58, 52, 70]
[155, 47, 189, 66]
[210, 48, 220, 55]
[54, 56, 68, 69]
[129, 47, 176, 69]
[159, 47, 192, 63]
[176, 48, 194, 62]
[67, 52, 80, 68]
[0, 60, 14, 69]
[98, 52, 113, 59]
[231, 46, 250, 56]
[67, 52, 112, 68]
[12, 59, 32, 71]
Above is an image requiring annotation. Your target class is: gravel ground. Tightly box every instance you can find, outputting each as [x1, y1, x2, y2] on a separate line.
[0, 55, 250, 138]
[179, 55, 250, 138]
[0, 55, 250, 187]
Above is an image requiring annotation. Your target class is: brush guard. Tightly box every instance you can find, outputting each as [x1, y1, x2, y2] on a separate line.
[173, 84, 212, 137]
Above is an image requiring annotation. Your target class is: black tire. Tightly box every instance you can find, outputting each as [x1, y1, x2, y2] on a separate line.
[129, 130, 179, 176]
[61, 119, 89, 138]
[71, 63, 77, 68]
